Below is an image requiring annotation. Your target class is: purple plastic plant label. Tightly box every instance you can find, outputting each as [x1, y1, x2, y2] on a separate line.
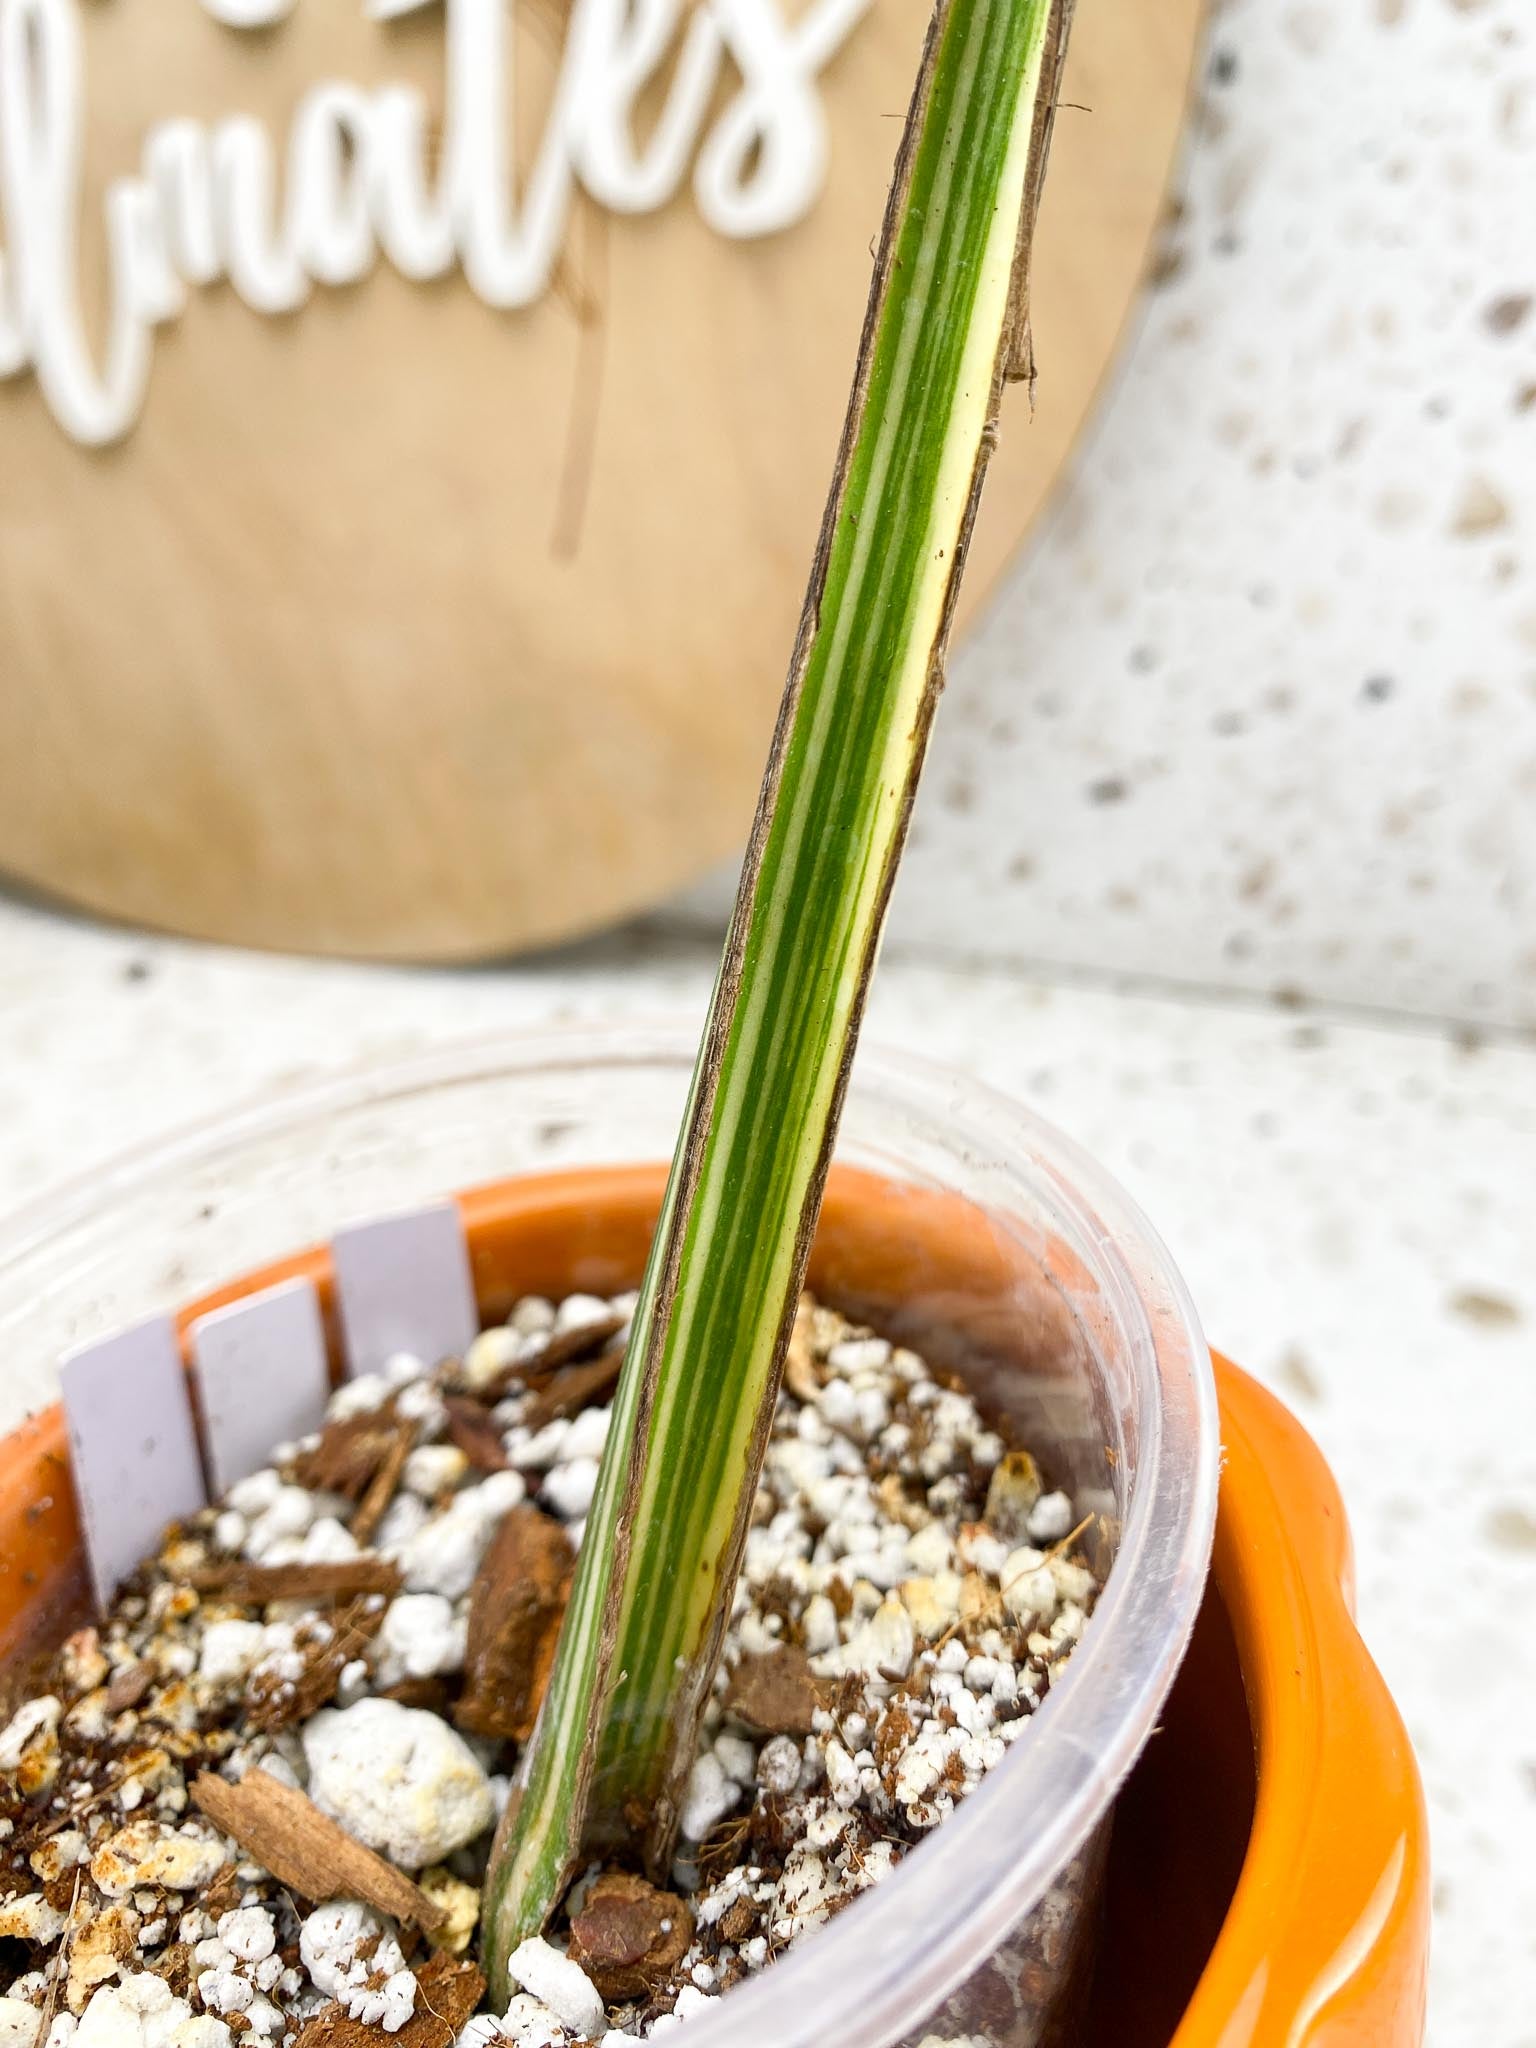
[62, 1315, 207, 1611]
[331, 1201, 478, 1380]
[190, 1278, 331, 1495]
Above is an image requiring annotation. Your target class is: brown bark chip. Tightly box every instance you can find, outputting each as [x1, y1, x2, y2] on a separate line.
[566, 1871, 694, 2003]
[454, 1508, 574, 1744]
[518, 1348, 625, 1431]
[471, 1314, 626, 1402]
[374, 1677, 453, 1716]
[294, 1955, 485, 2048]
[349, 1422, 417, 1548]
[190, 1769, 447, 1932]
[104, 1663, 154, 1713]
[293, 1403, 412, 1502]
[442, 1398, 510, 1474]
[186, 1561, 403, 1603]
[245, 1598, 388, 1732]
[721, 1649, 828, 1736]
[519, 1313, 625, 1379]
[402, 1954, 486, 2048]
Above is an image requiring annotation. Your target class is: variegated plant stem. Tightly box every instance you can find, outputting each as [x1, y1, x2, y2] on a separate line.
[484, 0, 1074, 1992]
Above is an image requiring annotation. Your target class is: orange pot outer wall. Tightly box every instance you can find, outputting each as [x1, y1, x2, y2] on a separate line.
[0, 1164, 1429, 2047]
[1173, 1357, 1431, 2048]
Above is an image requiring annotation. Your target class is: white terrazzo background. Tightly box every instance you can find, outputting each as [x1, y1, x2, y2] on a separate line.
[676, 0, 1536, 1030]
[906, 0, 1536, 1025]
[0, 892, 1531, 2044]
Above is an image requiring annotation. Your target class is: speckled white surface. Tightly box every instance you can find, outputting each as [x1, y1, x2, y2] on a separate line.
[0, 891, 1530, 2042]
[905, 0, 1536, 1025]
[907, 0, 1536, 1026]
[675, 0, 1536, 1030]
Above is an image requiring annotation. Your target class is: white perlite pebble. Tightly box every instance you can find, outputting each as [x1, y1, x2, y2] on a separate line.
[0, 1696, 59, 1769]
[495, 1996, 566, 2048]
[771, 1843, 836, 1941]
[373, 1596, 467, 1689]
[194, 1968, 250, 2020]
[508, 1298, 555, 1336]
[671, 1988, 717, 2023]
[461, 1327, 523, 1394]
[819, 1596, 914, 1681]
[216, 1908, 275, 1964]
[823, 1740, 861, 1809]
[1026, 1490, 1075, 1544]
[453, 2021, 504, 2048]
[801, 1594, 838, 1655]
[90, 1823, 227, 1899]
[904, 1522, 955, 1575]
[198, 1621, 266, 1688]
[711, 1732, 755, 1786]
[678, 1753, 740, 1842]
[395, 1383, 446, 1430]
[326, 1379, 390, 1421]
[403, 1447, 470, 1499]
[75, 1976, 231, 2048]
[553, 1294, 612, 1335]
[506, 1422, 571, 1474]
[756, 1736, 802, 1796]
[540, 1458, 598, 1523]
[336, 1658, 370, 1708]
[298, 1519, 361, 1565]
[559, 1407, 611, 1462]
[299, 1903, 416, 2032]
[1000, 1548, 1058, 1625]
[373, 1978, 418, 2036]
[826, 1338, 890, 1375]
[392, 1472, 526, 1599]
[242, 1486, 317, 1562]
[506, 1940, 604, 2038]
[0, 2000, 41, 2048]
[226, 1470, 281, 1516]
[302, 1701, 495, 1867]
[0, 1895, 66, 1943]
[376, 1494, 429, 1553]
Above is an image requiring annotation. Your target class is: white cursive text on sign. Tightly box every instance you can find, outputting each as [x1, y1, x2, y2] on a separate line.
[0, 0, 873, 445]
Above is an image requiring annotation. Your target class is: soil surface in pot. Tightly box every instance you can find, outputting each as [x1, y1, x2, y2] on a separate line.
[0, 1292, 1099, 2048]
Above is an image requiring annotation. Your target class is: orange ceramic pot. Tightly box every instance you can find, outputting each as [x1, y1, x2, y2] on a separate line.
[0, 1060, 1429, 2046]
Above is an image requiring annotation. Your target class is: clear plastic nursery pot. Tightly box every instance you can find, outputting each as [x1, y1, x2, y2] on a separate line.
[0, 1030, 1428, 2047]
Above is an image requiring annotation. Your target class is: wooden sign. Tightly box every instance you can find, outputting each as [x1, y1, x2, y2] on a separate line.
[0, 0, 1201, 959]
